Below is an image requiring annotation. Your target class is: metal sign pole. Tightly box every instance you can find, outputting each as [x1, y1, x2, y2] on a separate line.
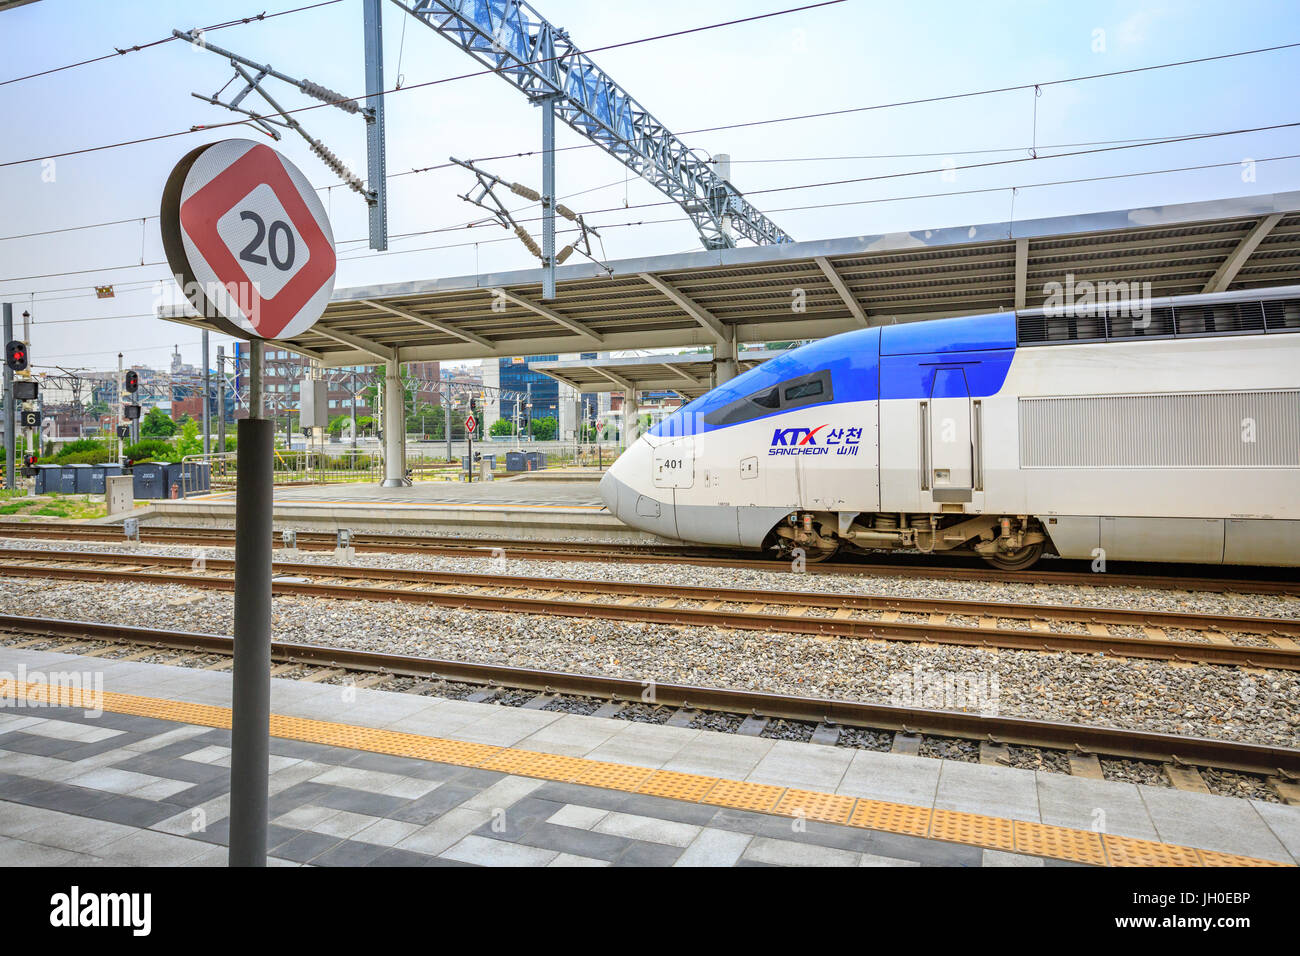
[541, 95, 557, 300]
[202, 331, 211, 457]
[3, 304, 13, 490]
[229, 339, 272, 867]
[217, 346, 227, 454]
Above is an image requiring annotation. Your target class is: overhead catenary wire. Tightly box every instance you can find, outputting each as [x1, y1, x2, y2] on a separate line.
[4, 135, 1297, 294]
[2, 123, 1269, 246]
[0, 1, 847, 170]
[5, 9, 1294, 178]
[0, 0, 348, 89]
[579, 153, 1300, 233]
[16, 150, 1300, 332]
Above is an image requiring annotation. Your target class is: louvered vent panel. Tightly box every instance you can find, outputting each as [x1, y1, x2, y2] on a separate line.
[1019, 391, 1300, 468]
[1016, 297, 1299, 345]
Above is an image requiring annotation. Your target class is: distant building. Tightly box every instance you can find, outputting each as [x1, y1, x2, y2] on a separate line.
[235, 345, 376, 429]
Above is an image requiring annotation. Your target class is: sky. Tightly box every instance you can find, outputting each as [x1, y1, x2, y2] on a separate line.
[1, 0, 1298, 374]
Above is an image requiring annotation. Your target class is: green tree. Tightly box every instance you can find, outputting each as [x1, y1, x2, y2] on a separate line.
[175, 419, 203, 458]
[528, 416, 558, 441]
[406, 401, 443, 437]
[140, 406, 176, 438]
[489, 418, 516, 437]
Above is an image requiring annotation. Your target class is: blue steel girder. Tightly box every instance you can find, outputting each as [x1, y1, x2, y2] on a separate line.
[397, 0, 793, 250]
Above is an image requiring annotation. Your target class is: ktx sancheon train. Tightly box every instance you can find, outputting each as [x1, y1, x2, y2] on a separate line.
[600, 286, 1300, 569]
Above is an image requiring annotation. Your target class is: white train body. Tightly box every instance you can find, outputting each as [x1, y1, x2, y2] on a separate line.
[600, 286, 1300, 568]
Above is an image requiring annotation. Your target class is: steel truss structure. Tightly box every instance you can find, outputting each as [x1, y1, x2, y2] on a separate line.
[396, 0, 792, 253]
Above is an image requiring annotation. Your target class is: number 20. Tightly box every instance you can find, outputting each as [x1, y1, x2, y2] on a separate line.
[238, 211, 295, 271]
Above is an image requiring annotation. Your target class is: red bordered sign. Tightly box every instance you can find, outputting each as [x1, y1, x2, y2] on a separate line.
[161, 139, 336, 340]
[465, 414, 477, 435]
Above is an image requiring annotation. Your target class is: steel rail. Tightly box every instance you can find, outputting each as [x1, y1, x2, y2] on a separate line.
[4, 547, 1299, 637]
[1, 521, 1298, 594]
[1, 554, 1297, 670]
[3, 613, 1295, 776]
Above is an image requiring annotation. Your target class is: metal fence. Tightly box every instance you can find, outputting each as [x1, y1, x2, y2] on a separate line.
[181, 439, 622, 494]
[182, 449, 380, 494]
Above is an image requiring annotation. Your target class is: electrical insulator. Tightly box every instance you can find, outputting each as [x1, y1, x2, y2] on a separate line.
[298, 78, 362, 114]
[514, 226, 542, 259]
[308, 137, 366, 195]
[555, 203, 577, 221]
[510, 182, 540, 202]
[555, 245, 575, 265]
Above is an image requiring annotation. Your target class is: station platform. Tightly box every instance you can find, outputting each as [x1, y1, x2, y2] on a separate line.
[1, 646, 1295, 867]
[144, 478, 643, 540]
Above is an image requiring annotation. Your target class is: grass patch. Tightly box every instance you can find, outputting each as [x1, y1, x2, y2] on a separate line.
[0, 493, 106, 521]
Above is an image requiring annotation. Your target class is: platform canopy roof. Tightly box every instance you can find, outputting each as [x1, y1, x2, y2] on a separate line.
[159, 191, 1300, 368]
[529, 347, 787, 399]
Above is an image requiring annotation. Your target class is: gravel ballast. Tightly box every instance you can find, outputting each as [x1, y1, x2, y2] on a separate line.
[0, 567, 1295, 751]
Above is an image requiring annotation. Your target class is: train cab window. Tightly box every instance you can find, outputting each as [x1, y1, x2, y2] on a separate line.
[703, 369, 833, 426]
[783, 380, 823, 401]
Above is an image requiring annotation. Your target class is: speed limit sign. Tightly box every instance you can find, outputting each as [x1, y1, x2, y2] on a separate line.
[160, 139, 336, 339]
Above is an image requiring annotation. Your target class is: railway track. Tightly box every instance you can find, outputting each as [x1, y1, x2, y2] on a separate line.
[3, 614, 1297, 784]
[2, 520, 1297, 595]
[1, 546, 1298, 670]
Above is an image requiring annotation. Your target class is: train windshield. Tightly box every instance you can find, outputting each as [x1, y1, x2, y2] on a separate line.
[703, 369, 833, 426]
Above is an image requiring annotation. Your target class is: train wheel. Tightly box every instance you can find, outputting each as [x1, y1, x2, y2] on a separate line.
[982, 542, 1043, 571]
[776, 543, 838, 564]
[799, 545, 839, 564]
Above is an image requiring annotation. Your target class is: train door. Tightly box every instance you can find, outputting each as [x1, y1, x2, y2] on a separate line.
[797, 416, 879, 512]
[923, 367, 976, 505]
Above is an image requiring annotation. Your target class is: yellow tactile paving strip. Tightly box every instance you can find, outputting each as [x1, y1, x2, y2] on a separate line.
[187, 493, 604, 511]
[3, 680, 1292, 868]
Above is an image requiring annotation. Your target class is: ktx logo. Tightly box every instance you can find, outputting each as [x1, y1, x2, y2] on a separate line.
[771, 424, 828, 446]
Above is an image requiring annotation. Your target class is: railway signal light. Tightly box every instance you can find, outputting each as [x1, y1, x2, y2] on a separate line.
[123, 404, 141, 421]
[5, 340, 28, 372]
[12, 380, 38, 401]
[124, 369, 139, 393]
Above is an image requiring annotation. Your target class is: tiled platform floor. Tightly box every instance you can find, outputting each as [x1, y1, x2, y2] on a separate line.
[1, 647, 1296, 867]
[0, 707, 995, 867]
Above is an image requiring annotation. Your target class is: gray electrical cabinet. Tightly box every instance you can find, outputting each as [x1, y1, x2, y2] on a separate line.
[299, 379, 329, 429]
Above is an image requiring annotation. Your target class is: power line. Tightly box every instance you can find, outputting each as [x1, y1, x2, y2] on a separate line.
[464, 41, 1300, 167]
[19, 151, 1300, 332]
[583, 153, 1300, 230]
[5, 134, 1296, 292]
[0, 0, 347, 89]
[0, 127, 1242, 245]
[493, 122, 1300, 221]
[709, 130, 1271, 165]
[0, 1, 845, 170]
